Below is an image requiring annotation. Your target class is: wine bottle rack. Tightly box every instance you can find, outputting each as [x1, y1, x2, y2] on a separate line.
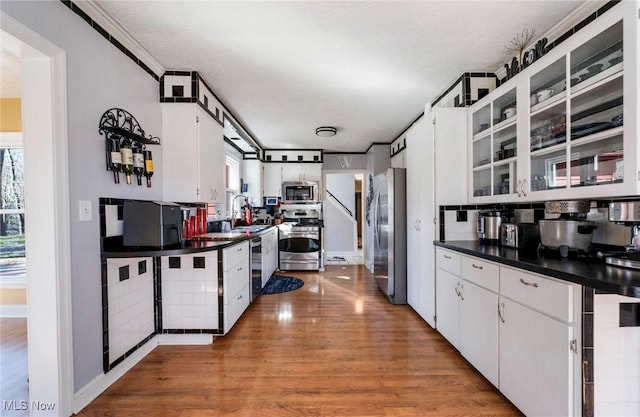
[99, 108, 160, 186]
[98, 108, 161, 146]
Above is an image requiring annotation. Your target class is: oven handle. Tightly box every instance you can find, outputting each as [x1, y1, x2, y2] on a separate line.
[279, 233, 320, 239]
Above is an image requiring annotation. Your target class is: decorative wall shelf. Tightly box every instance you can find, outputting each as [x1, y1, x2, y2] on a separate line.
[98, 108, 160, 146]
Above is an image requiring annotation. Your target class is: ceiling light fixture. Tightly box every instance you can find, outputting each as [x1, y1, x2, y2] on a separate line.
[315, 126, 337, 137]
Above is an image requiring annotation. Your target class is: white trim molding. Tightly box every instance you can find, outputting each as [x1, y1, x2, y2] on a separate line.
[72, 0, 165, 77]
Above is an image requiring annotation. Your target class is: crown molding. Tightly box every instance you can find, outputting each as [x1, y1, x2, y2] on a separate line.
[73, 0, 165, 77]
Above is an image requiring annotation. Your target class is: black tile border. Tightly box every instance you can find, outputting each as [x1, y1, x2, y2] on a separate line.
[60, 1, 160, 81]
[582, 286, 595, 417]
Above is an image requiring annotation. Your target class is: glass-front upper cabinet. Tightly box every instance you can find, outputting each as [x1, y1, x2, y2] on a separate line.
[470, 88, 517, 199]
[529, 19, 625, 197]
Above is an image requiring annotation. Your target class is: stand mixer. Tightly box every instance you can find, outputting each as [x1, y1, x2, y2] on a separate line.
[606, 202, 640, 269]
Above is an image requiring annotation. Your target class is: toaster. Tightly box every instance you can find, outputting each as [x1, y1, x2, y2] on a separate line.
[500, 223, 540, 249]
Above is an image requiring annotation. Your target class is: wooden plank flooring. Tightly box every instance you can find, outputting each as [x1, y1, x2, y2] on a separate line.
[78, 265, 522, 416]
[0, 317, 29, 417]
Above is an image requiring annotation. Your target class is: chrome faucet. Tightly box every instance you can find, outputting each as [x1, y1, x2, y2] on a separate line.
[231, 194, 249, 229]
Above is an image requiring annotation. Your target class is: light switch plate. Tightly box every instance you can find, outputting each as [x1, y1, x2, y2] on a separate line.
[79, 200, 92, 222]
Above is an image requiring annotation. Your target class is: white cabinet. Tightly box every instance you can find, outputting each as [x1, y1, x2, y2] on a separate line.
[434, 248, 580, 415]
[223, 241, 250, 333]
[499, 296, 574, 417]
[459, 279, 499, 387]
[407, 108, 466, 328]
[160, 252, 219, 331]
[468, 2, 637, 202]
[162, 103, 225, 203]
[406, 116, 433, 325]
[282, 163, 322, 182]
[435, 267, 461, 347]
[435, 249, 499, 387]
[263, 163, 284, 197]
[241, 159, 263, 207]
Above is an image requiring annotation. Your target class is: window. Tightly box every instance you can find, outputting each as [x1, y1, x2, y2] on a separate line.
[0, 146, 26, 284]
[225, 155, 240, 217]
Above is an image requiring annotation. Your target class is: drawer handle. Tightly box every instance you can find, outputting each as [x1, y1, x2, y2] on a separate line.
[237, 294, 243, 300]
[443, 254, 452, 259]
[519, 278, 539, 288]
[237, 267, 243, 272]
[498, 302, 505, 323]
[237, 248, 243, 252]
[472, 263, 483, 270]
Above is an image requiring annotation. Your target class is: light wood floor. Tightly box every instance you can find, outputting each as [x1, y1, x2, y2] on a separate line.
[78, 265, 522, 417]
[0, 317, 29, 417]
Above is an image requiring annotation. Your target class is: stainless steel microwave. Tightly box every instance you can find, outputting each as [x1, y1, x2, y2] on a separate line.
[282, 181, 318, 203]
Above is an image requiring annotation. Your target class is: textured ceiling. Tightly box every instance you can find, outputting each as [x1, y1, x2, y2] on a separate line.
[9, 1, 595, 152]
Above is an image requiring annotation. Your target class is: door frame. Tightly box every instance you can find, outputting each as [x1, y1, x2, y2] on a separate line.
[2, 12, 74, 416]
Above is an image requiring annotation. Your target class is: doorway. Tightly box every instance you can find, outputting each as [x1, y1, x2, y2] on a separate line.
[1, 14, 73, 416]
[324, 171, 364, 265]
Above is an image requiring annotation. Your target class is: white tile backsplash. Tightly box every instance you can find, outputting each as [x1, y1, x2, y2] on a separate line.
[105, 205, 123, 237]
[594, 294, 640, 413]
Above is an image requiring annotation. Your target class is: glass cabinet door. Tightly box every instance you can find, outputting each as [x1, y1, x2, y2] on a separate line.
[471, 88, 517, 199]
[568, 20, 623, 188]
[529, 19, 624, 195]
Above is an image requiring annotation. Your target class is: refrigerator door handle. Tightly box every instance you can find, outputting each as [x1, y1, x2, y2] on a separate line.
[374, 188, 381, 249]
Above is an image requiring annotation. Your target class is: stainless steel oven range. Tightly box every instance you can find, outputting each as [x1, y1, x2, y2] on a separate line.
[278, 223, 321, 271]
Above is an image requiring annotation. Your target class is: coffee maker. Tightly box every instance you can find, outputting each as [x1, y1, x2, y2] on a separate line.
[477, 209, 512, 243]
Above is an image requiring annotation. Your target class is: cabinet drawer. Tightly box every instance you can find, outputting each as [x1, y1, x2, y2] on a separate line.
[223, 241, 249, 271]
[436, 248, 461, 275]
[224, 284, 249, 333]
[461, 256, 499, 293]
[500, 266, 574, 323]
[223, 259, 249, 305]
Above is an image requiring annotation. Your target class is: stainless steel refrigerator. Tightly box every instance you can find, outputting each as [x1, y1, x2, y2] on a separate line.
[372, 168, 407, 304]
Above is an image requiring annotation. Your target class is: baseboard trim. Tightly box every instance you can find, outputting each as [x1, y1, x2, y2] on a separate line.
[0, 304, 27, 318]
[157, 333, 213, 345]
[72, 336, 159, 414]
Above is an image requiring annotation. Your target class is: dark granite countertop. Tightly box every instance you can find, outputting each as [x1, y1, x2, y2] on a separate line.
[102, 226, 276, 258]
[434, 240, 640, 298]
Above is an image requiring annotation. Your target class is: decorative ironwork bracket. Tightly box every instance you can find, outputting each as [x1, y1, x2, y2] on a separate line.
[98, 108, 160, 146]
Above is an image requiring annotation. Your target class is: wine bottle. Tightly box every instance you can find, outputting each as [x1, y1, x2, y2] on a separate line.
[143, 150, 154, 188]
[120, 138, 134, 185]
[132, 146, 144, 186]
[106, 138, 122, 184]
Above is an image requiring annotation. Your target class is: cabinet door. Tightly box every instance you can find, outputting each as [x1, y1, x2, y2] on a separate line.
[197, 109, 224, 203]
[242, 159, 263, 206]
[301, 163, 322, 181]
[434, 108, 468, 206]
[161, 104, 199, 202]
[406, 117, 435, 327]
[499, 297, 574, 417]
[459, 280, 499, 387]
[281, 163, 302, 181]
[435, 268, 460, 348]
[263, 163, 283, 197]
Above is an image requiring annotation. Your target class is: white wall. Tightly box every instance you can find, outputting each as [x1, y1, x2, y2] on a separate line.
[325, 173, 356, 253]
[1, 1, 162, 392]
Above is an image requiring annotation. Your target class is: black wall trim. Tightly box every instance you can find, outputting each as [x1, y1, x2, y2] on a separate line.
[60, 0, 160, 81]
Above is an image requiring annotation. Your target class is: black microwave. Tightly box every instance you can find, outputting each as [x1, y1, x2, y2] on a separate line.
[282, 181, 318, 203]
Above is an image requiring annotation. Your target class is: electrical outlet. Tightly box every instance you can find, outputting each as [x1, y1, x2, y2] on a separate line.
[79, 200, 92, 222]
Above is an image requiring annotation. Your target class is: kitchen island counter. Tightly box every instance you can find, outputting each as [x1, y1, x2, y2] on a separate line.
[435, 240, 640, 298]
